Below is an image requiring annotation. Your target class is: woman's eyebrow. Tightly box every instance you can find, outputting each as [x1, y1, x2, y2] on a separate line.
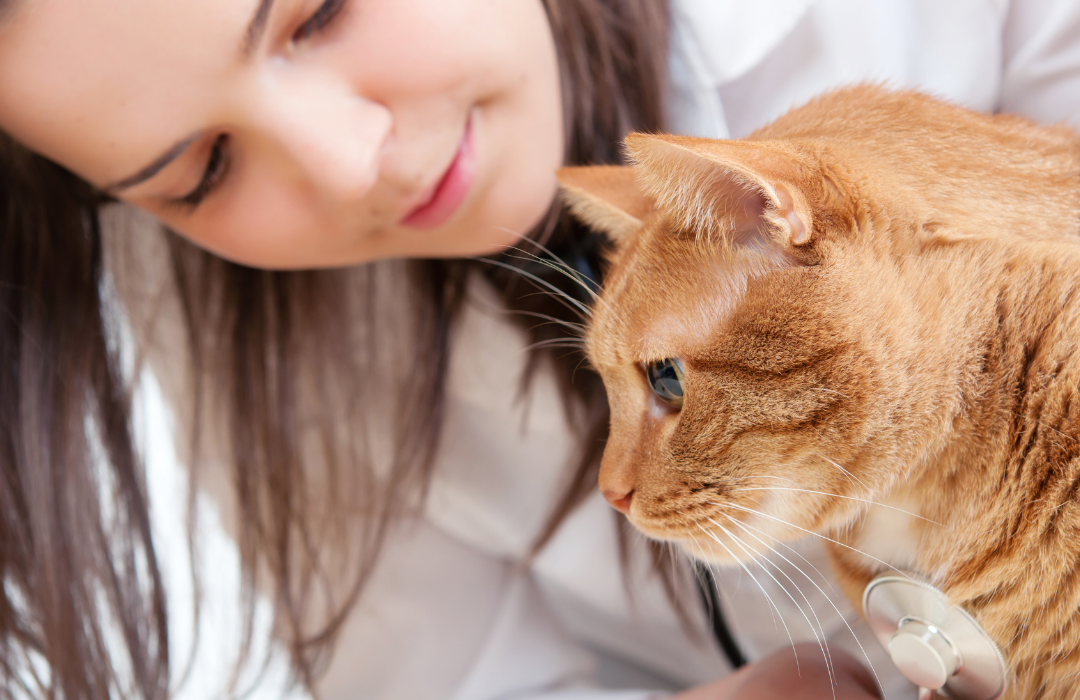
[104, 134, 199, 194]
[106, 0, 276, 194]
[242, 0, 278, 59]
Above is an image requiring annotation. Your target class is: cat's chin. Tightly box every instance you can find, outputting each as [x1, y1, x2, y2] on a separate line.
[677, 544, 746, 566]
[672, 529, 778, 566]
[623, 508, 778, 564]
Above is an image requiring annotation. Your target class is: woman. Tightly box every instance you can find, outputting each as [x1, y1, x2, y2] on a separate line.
[1, 1, 1079, 698]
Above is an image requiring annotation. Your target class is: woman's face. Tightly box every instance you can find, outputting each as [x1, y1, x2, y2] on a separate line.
[0, 0, 563, 268]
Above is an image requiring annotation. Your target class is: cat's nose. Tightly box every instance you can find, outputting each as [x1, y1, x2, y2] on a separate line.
[602, 488, 634, 515]
[599, 444, 636, 514]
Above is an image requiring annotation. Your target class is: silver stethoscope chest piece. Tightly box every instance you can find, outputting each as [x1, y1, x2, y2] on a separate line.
[863, 576, 1007, 700]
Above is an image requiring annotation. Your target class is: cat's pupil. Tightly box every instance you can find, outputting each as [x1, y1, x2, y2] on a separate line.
[647, 358, 685, 409]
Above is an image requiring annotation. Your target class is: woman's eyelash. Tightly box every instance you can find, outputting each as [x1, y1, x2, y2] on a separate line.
[166, 2, 346, 214]
[293, 0, 347, 42]
[171, 134, 231, 213]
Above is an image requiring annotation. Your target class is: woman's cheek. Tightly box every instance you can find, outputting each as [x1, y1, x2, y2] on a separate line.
[150, 189, 323, 269]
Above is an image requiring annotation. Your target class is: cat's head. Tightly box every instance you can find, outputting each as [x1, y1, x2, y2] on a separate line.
[561, 132, 944, 564]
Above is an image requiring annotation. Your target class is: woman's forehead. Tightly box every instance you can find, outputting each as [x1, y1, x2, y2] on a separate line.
[0, 0, 253, 185]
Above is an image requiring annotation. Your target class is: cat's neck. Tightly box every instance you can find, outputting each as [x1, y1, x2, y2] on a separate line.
[938, 236, 1080, 458]
[876, 235, 1080, 576]
[833, 237, 1080, 619]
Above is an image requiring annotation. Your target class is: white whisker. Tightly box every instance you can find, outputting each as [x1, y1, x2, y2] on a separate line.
[728, 487, 940, 525]
[523, 339, 587, 352]
[684, 539, 735, 632]
[508, 309, 587, 333]
[715, 474, 800, 485]
[503, 251, 602, 303]
[815, 454, 874, 494]
[696, 523, 800, 670]
[713, 520, 834, 657]
[495, 241, 603, 307]
[714, 502, 915, 580]
[494, 240, 632, 327]
[711, 520, 834, 697]
[508, 237, 602, 287]
[721, 514, 885, 697]
[471, 256, 593, 319]
[495, 237, 600, 288]
[724, 516, 841, 599]
[691, 528, 776, 629]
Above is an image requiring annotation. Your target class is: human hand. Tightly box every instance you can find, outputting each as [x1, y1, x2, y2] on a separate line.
[673, 643, 881, 700]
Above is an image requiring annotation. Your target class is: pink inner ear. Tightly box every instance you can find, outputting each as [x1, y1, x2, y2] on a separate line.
[727, 183, 770, 248]
[708, 178, 810, 251]
[774, 182, 809, 245]
[626, 133, 812, 248]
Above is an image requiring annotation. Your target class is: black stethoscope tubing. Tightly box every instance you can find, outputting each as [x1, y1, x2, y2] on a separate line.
[695, 563, 748, 670]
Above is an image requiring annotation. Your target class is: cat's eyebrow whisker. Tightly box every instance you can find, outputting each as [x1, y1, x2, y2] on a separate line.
[494, 241, 632, 327]
[710, 519, 836, 698]
[727, 487, 942, 526]
[695, 523, 801, 671]
[471, 256, 593, 320]
[502, 251, 597, 293]
[495, 240, 606, 308]
[511, 288, 596, 318]
[720, 513, 886, 697]
[500, 247, 601, 300]
[526, 339, 586, 349]
[523, 339, 588, 353]
[715, 502, 915, 580]
[507, 309, 587, 333]
[494, 234, 600, 288]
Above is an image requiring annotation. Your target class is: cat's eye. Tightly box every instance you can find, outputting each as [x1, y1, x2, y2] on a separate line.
[646, 358, 686, 409]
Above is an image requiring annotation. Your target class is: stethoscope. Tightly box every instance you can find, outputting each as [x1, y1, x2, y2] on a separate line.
[697, 568, 1008, 700]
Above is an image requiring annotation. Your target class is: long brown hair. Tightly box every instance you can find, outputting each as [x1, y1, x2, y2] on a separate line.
[0, 1, 670, 696]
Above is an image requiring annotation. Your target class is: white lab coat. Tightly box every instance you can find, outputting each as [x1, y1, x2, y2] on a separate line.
[127, 1, 1080, 698]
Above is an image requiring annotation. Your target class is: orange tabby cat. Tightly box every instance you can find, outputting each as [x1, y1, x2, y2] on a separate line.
[559, 85, 1080, 699]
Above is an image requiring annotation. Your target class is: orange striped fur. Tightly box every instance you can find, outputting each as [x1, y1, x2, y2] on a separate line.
[562, 86, 1080, 698]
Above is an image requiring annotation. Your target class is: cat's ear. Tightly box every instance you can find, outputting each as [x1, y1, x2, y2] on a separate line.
[556, 165, 654, 242]
[624, 133, 813, 248]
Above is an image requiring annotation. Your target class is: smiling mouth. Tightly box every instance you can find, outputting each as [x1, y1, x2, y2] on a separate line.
[400, 117, 476, 230]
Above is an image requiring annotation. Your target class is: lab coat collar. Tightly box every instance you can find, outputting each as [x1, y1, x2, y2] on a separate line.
[671, 0, 817, 86]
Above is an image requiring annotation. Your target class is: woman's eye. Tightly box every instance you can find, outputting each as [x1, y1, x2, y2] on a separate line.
[646, 358, 686, 409]
[171, 134, 231, 212]
[293, 0, 347, 42]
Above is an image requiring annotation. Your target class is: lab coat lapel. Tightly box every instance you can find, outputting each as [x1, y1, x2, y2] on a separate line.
[672, 0, 816, 86]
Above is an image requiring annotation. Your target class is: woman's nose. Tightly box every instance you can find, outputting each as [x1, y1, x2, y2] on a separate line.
[258, 71, 393, 202]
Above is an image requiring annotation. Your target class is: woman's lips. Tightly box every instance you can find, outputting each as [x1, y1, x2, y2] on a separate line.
[401, 119, 476, 229]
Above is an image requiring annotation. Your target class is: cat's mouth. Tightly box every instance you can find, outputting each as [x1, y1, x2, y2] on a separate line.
[630, 489, 798, 565]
